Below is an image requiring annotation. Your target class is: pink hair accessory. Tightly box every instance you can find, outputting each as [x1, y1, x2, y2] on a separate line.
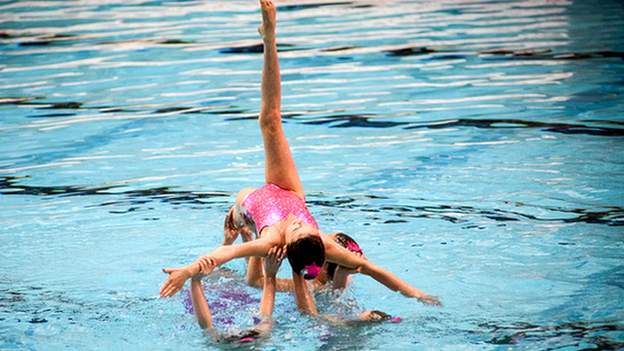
[391, 316, 402, 323]
[302, 263, 321, 279]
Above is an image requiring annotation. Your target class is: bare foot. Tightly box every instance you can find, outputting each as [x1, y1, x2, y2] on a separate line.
[258, 0, 276, 42]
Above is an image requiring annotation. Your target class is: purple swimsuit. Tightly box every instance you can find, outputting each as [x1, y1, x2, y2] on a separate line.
[241, 183, 318, 234]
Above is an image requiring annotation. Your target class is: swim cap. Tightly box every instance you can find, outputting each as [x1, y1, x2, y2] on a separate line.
[302, 262, 321, 279]
[346, 241, 363, 255]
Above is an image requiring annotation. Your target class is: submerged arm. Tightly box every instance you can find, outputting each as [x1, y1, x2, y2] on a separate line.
[259, 246, 284, 318]
[253, 246, 285, 338]
[292, 272, 318, 316]
[259, 273, 277, 319]
[190, 278, 213, 330]
[248, 274, 295, 292]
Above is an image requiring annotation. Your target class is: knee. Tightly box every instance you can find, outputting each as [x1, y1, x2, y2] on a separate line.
[258, 111, 281, 132]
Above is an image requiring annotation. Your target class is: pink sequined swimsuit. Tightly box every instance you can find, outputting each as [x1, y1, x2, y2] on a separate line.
[241, 183, 318, 234]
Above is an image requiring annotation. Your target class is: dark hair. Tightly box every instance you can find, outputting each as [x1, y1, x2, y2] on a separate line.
[326, 232, 361, 279]
[220, 328, 260, 344]
[286, 234, 325, 280]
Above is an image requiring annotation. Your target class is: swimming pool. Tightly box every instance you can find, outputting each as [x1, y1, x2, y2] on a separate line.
[1, 0, 623, 349]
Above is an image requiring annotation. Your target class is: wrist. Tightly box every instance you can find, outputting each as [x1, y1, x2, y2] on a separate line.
[185, 263, 199, 277]
[411, 288, 425, 299]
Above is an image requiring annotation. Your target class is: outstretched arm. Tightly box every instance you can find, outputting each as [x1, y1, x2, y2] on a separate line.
[323, 238, 441, 306]
[360, 261, 441, 305]
[160, 238, 272, 298]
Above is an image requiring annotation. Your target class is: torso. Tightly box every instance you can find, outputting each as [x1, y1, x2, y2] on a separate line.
[238, 183, 318, 238]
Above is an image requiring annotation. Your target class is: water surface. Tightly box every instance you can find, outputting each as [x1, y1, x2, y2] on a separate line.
[1, 0, 623, 350]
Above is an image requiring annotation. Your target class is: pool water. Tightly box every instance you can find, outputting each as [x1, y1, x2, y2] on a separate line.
[1, 0, 623, 349]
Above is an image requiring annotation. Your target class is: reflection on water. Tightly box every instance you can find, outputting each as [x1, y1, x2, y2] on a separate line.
[1, 0, 623, 350]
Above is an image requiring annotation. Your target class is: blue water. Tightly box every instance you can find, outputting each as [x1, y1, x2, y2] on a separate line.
[1, 0, 623, 349]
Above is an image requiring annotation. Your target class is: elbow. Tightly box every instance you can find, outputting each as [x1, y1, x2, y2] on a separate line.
[359, 261, 373, 276]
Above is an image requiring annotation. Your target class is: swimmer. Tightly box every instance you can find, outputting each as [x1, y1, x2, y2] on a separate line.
[160, 0, 441, 314]
[189, 246, 285, 343]
[240, 231, 404, 323]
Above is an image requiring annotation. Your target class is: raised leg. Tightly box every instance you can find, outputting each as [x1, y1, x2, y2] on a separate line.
[258, 0, 304, 198]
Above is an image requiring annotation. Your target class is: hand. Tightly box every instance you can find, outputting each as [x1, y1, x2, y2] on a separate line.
[223, 207, 239, 245]
[196, 256, 217, 275]
[160, 267, 191, 298]
[258, 0, 276, 41]
[418, 294, 442, 307]
[239, 224, 254, 243]
[263, 245, 285, 277]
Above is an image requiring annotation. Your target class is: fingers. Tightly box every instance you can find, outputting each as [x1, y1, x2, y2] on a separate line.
[421, 295, 442, 307]
[266, 245, 286, 260]
[197, 256, 216, 274]
[160, 268, 176, 297]
[431, 296, 442, 307]
[279, 245, 286, 260]
[277, 245, 285, 260]
[224, 207, 234, 230]
[267, 246, 277, 257]
[263, 245, 285, 276]
[160, 279, 184, 298]
[160, 281, 175, 298]
[161, 284, 179, 298]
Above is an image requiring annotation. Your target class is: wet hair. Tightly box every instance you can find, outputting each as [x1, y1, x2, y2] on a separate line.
[220, 328, 260, 344]
[326, 233, 362, 279]
[286, 234, 325, 280]
[366, 310, 392, 322]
